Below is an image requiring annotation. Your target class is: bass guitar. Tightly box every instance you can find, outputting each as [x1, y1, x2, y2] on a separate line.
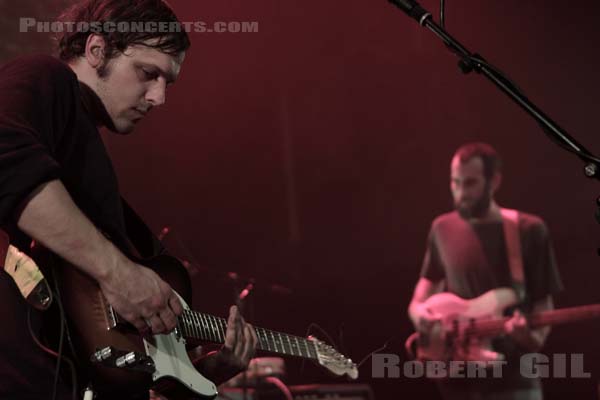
[406, 288, 600, 363]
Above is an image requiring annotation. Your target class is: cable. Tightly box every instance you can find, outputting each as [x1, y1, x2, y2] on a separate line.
[51, 267, 79, 400]
[52, 305, 64, 400]
[300, 322, 339, 375]
[264, 377, 293, 400]
[356, 338, 391, 369]
[27, 306, 77, 400]
[305, 323, 339, 350]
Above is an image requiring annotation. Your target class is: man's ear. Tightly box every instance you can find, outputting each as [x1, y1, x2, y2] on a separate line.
[83, 34, 107, 69]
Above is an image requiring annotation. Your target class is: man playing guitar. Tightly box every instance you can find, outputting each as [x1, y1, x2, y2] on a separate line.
[408, 142, 563, 400]
[0, 1, 257, 398]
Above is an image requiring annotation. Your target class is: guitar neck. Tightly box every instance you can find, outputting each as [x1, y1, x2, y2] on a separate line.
[469, 304, 600, 337]
[179, 310, 319, 360]
[529, 304, 600, 329]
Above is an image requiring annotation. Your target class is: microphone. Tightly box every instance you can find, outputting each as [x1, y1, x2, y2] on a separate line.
[238, 282, 254, 301]
[158, 226, 171, 241]
[387, 0, 432, 25]
[1, 231, 52, 310]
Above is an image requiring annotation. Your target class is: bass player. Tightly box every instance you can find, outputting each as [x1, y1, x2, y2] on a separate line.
[408, 142, 563, 399]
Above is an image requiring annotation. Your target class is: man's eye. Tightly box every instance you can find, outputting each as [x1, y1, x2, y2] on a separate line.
[141, 68, 158, 80]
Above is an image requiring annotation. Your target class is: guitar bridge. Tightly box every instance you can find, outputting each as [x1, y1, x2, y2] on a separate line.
[91, 346, 155, 374]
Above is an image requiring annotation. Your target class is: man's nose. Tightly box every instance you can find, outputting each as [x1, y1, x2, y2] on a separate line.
[454, 185, 468, 200]
[146, 80, 167, 107]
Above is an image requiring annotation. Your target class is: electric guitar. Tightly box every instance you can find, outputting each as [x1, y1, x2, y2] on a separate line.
[35, 251, 358, 399]
[406, 288, 600, 363]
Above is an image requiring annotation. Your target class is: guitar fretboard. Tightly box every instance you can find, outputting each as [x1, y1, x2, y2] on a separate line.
[178, 310, 318, 360]
[465, 304, 600, 337]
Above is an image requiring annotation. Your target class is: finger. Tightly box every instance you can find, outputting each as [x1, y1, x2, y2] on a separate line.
[123, 310, 146, 331]
[512, 311, 526, 326]
[419, 317, 436, 332]
[168, 293, 183, 316]
[513, 314, 525, 324]
[224, 305, 238, 350]
[134, 317, 150, 333]
[232, 315, 246, 360]
[428, 310, 442, 321]
[515, 317, 526, 326]
[238, 325, 252, 367]
[240, 323, 257, 365]
[423, 306, 441, 320]
[158, 307, 178, 332]
[148, 313, 166, 334]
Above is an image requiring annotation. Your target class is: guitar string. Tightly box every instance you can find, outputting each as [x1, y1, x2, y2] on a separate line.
[179, 310, 319, 359]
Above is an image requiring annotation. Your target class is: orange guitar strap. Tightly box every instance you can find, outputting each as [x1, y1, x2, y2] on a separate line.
[0, 229, 52, 310]
[501, 208, 526, 303]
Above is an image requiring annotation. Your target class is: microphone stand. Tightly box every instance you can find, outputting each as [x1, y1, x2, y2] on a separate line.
[388, 0, 600, 246]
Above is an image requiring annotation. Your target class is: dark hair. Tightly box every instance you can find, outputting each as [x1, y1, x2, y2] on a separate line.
[56, 0, 190, 62]
[453, 142, 502, 181]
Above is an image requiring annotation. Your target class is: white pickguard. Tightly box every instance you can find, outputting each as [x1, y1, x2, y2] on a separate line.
[143, 294, 218, 398]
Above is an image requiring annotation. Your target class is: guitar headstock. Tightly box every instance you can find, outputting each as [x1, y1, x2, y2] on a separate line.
[309, 336, 358, 380]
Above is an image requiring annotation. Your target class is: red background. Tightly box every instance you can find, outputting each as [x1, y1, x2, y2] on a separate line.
[2, 0, 600, 398]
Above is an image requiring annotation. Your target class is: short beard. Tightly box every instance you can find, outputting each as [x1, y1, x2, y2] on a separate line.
[456, 183, 492, 220]
[97, 58, 112, 79]
[92, 60, 118, 133]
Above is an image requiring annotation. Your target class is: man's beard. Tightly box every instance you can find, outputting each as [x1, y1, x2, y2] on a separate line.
[97, 57, 112, 79]
[456, 188, 492, 220]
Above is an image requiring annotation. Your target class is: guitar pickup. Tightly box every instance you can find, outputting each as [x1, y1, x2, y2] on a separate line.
[91, 346, 155, 374]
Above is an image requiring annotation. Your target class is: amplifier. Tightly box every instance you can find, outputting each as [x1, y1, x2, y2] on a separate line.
[218, 384, 373, 400]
